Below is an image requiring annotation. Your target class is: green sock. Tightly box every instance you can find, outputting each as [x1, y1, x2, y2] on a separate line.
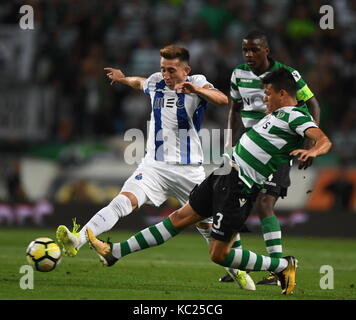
[261, 216, 283, 258]
[112, 217, 180, 259]
[226, 233, 242, 274]
[231, 233, 242, 249]
[222, 248, 287, 273]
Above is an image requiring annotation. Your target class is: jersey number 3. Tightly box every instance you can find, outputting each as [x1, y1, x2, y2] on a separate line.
[213, 213, 224, 229]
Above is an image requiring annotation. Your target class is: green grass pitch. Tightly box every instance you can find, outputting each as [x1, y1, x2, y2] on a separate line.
[0, 228, 355, 300]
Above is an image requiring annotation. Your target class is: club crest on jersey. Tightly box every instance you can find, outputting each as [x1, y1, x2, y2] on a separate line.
[135, 173, 143, 180]
[276, 110, 286, 119]
[176, 97, 185, 109]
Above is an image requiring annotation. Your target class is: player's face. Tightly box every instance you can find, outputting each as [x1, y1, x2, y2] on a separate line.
[264, 84, 282, 114]
[160, 58, 191, 89]
[242, 39, 269, 71]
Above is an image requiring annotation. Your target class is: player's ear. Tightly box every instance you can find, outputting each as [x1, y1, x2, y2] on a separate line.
[280, 89, 287, 97]
[184, 65, 191, 75]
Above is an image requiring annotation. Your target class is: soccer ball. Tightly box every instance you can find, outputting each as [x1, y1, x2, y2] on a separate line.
[26, 237, 61, 272]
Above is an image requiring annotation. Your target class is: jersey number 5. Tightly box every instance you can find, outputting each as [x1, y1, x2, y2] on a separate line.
[263, 121, 271, 129]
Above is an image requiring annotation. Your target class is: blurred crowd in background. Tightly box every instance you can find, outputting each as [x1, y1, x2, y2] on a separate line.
[1, 0, 356, 159]
[0, 0, 356, 208]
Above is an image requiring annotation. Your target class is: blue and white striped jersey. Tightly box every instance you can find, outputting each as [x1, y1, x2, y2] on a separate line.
[143, 72, 212, 165]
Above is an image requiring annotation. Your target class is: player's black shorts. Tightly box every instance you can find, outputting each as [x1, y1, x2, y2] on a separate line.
[262, 162, 291, 199]
[189, 165, 259, 242]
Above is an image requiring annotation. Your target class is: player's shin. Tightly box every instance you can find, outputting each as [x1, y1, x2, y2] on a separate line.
[111, 217, 180, 259]
[78, 194, 133, 248]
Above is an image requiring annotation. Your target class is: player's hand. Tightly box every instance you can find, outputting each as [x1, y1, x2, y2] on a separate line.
[104, 67, 125, 85]
[290, 149, 318, 164]
[298, 138, 315, 170]
[298, 157, 313, 170]
[175, 82, 198, 94]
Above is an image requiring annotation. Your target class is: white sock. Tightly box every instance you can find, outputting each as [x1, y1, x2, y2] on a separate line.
[78, 194, 133, 248]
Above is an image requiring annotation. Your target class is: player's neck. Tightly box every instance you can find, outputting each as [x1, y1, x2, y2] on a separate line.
[277, 98, 298, 110]
[268, 98, 298, 113]
[284, 97, 298, 107]
[252, 59, 270, 76]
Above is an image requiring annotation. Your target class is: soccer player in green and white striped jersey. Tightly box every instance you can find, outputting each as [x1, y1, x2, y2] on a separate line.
[222, 30, 321, 285]
[86, 68, 332, 295]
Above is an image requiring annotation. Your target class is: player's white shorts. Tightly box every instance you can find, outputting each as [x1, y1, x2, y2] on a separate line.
[121, 158, 212, 223]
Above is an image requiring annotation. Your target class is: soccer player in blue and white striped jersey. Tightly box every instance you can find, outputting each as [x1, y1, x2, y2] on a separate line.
[56, 45, 258, 289]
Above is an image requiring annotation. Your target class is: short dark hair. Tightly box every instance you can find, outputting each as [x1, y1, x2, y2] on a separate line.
[243, 30, 269, 48]
[261, 68, 298, 97]
[160, 45, 190, 63]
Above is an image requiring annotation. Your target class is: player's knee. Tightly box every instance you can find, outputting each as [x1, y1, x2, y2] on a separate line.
[254, 193, 276, 218]
[109, 193, 135, 218]
[209, 247, 229, 265]
[170, 203, 204, 230]
[258, 205, 274, 218]
[119, 192, 138, 210]
[169, 209, 187, 230]
[169, 208, 192, 229]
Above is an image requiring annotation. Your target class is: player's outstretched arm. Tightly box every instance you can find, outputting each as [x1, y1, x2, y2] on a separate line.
[298, 96, 322, 169]
[104, 67, 146, 90]
[290, 127, 332, 163]
[306, 96, 321, 125]
[175, 82, 228, 106]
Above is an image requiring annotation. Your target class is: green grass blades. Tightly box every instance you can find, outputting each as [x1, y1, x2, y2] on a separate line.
[0, 228, 355, 300]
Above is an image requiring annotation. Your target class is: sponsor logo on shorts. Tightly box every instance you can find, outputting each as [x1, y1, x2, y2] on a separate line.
[239, 198, 247, 207]
[264, 181, 277, 187]
[135, 173, 143, 180]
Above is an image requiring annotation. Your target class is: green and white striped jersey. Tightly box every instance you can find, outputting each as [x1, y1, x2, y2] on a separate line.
[232, 106, 318, 189]
[230, 60, 314, 128]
